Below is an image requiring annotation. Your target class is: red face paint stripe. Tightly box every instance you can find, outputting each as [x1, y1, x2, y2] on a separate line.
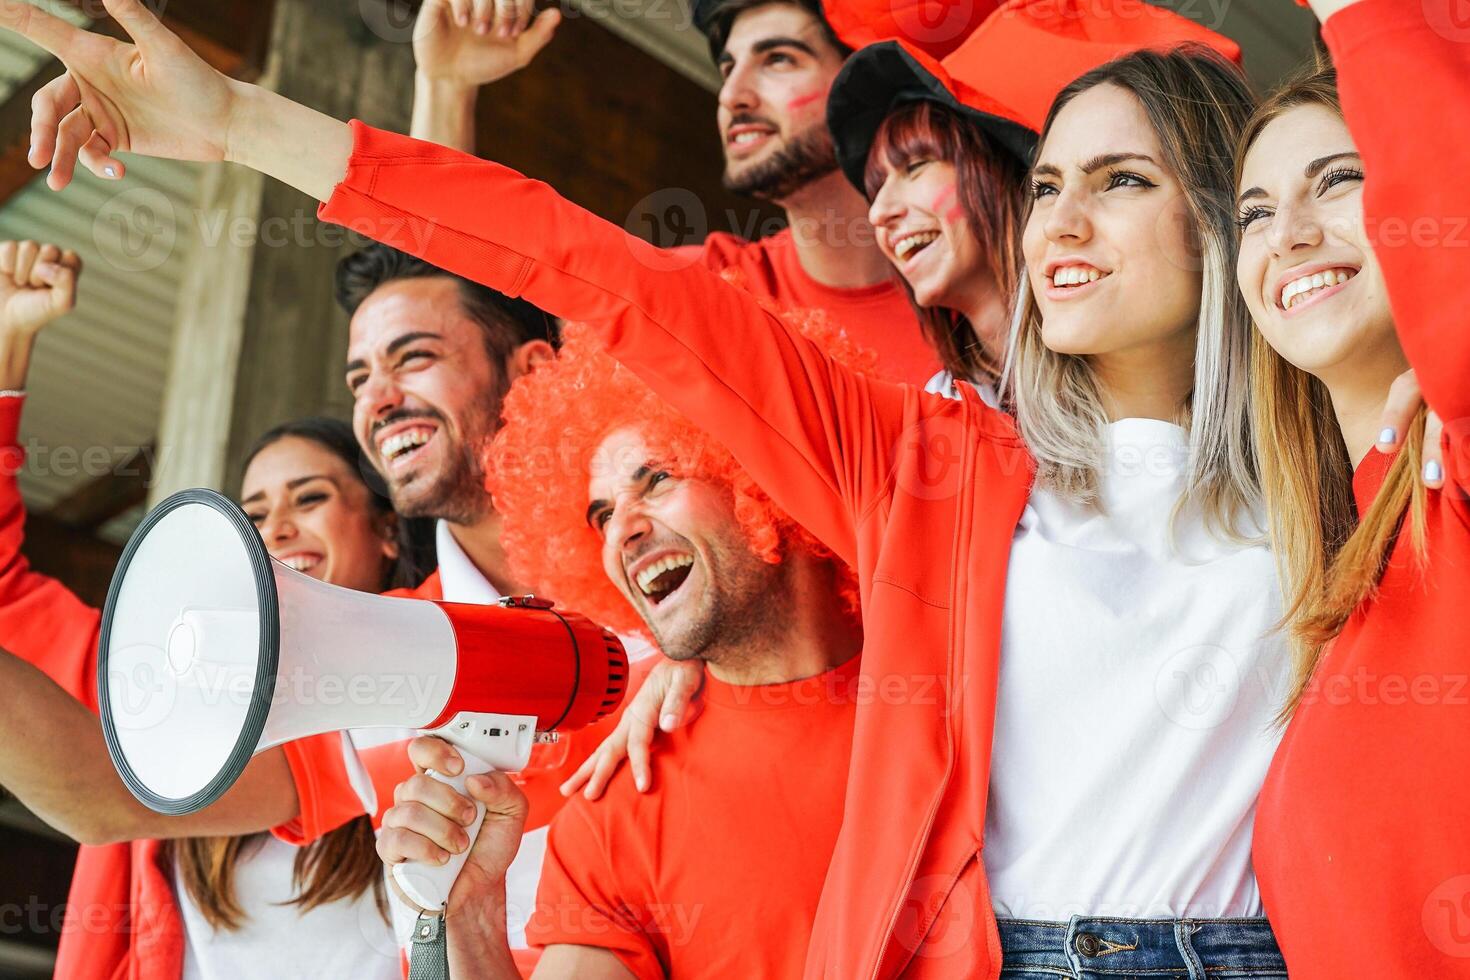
[786, 88, 827, 112]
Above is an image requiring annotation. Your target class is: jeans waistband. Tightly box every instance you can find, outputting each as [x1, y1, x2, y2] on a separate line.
[997, 916, 1285, 978]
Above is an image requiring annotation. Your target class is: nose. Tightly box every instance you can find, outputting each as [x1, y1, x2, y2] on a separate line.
[259, 509, 297, 549]
[606, 497, 654, 566]
[717, 62, 758, 116]
[357, 370, 404, 432]
[1042, 184, 1092, 245]
[1266, 197, 1324, 258]
[868, 177, 905, 243]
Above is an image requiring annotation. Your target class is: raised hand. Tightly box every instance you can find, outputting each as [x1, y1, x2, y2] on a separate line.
[1376, 369, 1446, 488]
[415, 0, 561, 87]
[559, 658, 706, 799]
[0, 240, 81, 389]
[0, 0, 238, 190]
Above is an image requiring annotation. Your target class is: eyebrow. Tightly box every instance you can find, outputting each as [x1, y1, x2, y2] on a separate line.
[1029, 152, 1158, 182]
[344, 331, 444, 376]
[240, 474, 336, 507]
[1236, 150, 1362, 206]
[719, 36, 817, 66]
[585, 465, 653, 528]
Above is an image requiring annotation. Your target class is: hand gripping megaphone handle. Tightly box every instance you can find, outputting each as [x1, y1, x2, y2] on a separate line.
[391, 711, 539, 914]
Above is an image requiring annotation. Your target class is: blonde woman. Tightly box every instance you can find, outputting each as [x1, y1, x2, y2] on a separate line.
[1233, 0, 1470, 974]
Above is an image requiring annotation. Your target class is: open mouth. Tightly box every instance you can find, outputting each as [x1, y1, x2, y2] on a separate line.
[275, 552, 323, 575]
[727, 125, 776, 154]
[893, 230, 939, 264]
[1278, 266, 1357, 312]
[633, 553, 695, 606]
[378, 424, 437, 471]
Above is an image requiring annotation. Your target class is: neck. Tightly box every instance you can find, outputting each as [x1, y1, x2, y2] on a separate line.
[959, 286, 1012, 379]
[703, 556, 862, 686]
[779, 171, 893, 290]
[1320, 343, 1412, 468]
[444, 511, 526, 596]
[1090, 328, 1197, 423]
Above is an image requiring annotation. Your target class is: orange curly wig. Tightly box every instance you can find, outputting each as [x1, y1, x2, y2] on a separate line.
[486, 300, 876, 638]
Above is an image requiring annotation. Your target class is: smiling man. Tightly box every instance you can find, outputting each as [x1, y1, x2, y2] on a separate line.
[409, 0, 936, 384]
[375, 323, 865, 978]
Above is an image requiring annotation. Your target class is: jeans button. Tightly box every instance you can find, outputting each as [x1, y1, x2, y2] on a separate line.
[1075, 932, 1101, 957]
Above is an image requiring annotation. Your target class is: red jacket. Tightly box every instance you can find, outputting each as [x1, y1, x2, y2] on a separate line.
[320, 124, 1036, 979]
[1250, 2, 1470, 975]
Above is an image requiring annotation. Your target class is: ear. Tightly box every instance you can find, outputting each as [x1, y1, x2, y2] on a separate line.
[376, 512, 401, 562]
[505, 338, 556, 382]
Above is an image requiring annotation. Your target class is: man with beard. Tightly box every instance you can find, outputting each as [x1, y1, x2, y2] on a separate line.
[275, 243, 652, 966]
[376, 324, 865, 978]
[410, 0, 938, 384]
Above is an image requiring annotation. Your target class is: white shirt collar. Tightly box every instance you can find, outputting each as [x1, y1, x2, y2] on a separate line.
[434, 519, 503, 605]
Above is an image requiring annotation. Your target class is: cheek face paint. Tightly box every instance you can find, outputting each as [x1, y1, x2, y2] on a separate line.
[932, 183, 966, 224]
[786, 87, 828, 113]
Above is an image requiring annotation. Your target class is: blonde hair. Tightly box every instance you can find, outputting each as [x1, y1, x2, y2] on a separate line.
[1236, 60, 1428, 719]
[1002, 46, 1262, 541]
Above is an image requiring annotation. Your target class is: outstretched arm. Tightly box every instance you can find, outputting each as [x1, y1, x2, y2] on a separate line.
[8, 0, 914, 564]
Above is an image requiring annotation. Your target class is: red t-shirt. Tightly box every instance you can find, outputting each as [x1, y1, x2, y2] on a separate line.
[526, 655, 860, 978]
[683, 228, 936, 386]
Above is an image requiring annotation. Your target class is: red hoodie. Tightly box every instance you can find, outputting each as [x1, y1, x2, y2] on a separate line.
[320, 122, 1035, 979]
[1250, 1, 1470, 975]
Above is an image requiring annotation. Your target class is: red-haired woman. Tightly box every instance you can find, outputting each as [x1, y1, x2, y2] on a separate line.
[1232, 0, 1470, 974]
[0, 241, 418, 979]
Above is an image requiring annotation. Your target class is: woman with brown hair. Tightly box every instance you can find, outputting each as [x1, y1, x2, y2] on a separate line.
[1233, 0, 1470, 973]
[0, 239, 427, 979]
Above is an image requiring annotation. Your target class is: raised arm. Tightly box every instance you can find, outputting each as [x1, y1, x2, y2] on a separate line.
[6, 0, 915, 563]
[1321, 0, 1470, 428]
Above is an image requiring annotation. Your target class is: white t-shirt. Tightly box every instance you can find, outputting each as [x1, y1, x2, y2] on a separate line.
[177, 835, 400, 980]
[984, 418, 1289, 920]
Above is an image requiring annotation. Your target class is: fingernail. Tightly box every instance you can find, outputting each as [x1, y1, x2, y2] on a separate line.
[1424, 459, 1443, 484]
[635, 775, 648, 792]
[1378, 426, 1397, 446]
[103, 165, 117, 179]
[438, 851, 450, 864]
[462, 806, 477, 825]
[660, 713, 678, 731]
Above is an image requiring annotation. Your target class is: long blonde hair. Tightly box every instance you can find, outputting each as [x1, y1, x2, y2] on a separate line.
[1003, 47, 1262, 541]
[1237, 61, 1428, 719]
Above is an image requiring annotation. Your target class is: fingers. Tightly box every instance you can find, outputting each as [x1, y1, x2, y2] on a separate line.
[582, 738, 628, 800]
[0, 241, 15, 280]
[447, 0, 473, 28]
[13, 240, 38, 288]
[0, 1, 88, 61]
[393, 771, 480, 827]
[659, 661, 706, 732]
[559, 751, 599, 798]
[472, 0, 497, 35]
[465, 770, 528, 822]
[518, 8, 560, 59]
[47, 104, 95, 191]
[78, 131, 123, 181]
[407, 735, 464, 775]
[1423, 411, 1445, 489]
[625, 710, 654, 793]
[101, 0, 170, 52]
[491, 0, 527, 38]
[1376, 369, 1422, 453]
[29, 73, 80, 171]
[378, 810, 461, 867]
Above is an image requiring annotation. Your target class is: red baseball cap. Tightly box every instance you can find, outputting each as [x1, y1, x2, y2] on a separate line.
[822, 0, 1000, 60]
[828, 0, 1244, 189]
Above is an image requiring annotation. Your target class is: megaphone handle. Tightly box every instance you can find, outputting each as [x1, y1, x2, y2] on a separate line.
[392, 754, 497, 915]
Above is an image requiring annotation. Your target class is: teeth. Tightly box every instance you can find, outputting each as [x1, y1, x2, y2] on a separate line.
[280, 555, 320, 573]
[731, 131, 768, 145]
[635, 554, 694, 596]
[894, 231, 940, 261]
[381, 428, 433, 460]
[1050, 265, 1104, 287]
[1281, 267, 1356, 309]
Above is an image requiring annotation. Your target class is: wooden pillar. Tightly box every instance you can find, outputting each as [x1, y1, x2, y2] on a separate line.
[151, 0, 415, 503]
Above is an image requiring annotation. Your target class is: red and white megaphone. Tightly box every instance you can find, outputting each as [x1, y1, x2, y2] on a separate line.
[96, 489, 628, 914]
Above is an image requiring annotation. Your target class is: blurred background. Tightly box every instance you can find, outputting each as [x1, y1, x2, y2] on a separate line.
[0, 0, 1315, 974]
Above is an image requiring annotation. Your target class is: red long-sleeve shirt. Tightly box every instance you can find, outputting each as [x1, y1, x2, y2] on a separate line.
[1250, 1, 1470, 975]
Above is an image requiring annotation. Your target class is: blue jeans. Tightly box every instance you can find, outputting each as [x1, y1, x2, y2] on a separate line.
[997, 916, 1287, 979]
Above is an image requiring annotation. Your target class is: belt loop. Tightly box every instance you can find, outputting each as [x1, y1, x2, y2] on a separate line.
[1173, 919, 1206, 980]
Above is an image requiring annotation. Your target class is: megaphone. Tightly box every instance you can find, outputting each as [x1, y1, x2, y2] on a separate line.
[97, 489, 628, 914]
